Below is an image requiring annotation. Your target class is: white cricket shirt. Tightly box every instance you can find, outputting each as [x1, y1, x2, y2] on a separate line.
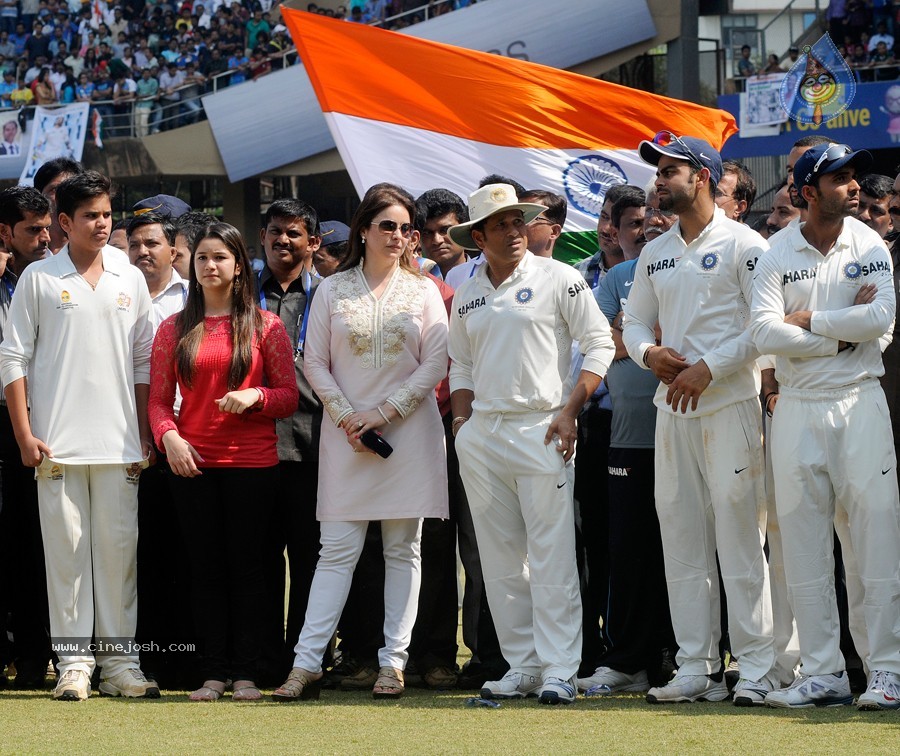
[750, 220, 895, 391]
[448, 250, 614, 414]
[0, 244, 154, 464]
[622, 207, 768, 417]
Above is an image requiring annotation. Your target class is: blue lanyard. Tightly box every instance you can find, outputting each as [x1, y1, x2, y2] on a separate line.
[592, 265, 601, 290]
[2, 276, 13, 300]
[258, 269, 311, 356]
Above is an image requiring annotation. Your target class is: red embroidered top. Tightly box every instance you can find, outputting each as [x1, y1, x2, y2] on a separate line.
[149, 310, 299, 467]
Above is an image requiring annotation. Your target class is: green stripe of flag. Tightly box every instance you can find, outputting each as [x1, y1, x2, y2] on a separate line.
[553, 231, 597, 266]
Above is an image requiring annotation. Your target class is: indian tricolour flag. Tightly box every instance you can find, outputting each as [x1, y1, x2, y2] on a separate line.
[282, 9, 737, 264]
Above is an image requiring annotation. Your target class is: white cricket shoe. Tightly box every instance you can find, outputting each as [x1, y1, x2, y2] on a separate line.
[857, 670, 900, 711]
[764, 672, 853, 708]
[577, 666, 649, 695]
[99, 668, 161, 698]
[53, 669, 91, 702]
[646, 670, 729, 703]
[732, 677, 773, 706]
[539, 676, 577, 705]
[480, 670, 541, 700]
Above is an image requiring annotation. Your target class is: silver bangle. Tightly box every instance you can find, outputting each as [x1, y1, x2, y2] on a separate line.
[377, 405, 391, 424]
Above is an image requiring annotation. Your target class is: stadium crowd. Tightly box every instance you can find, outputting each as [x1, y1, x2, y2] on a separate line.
[0, 124, 899, 711]
[0, 0, 473, 136]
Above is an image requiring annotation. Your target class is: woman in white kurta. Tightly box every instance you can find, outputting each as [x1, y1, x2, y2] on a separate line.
[273, 183, 449, 702]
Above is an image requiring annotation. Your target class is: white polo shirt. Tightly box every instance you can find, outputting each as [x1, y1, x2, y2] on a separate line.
[0, 244, 154, 464]
[149, 268, 188, 332]
[622, 207, 768, 417]
[448, 250, 614, 414]
[750, 220, 895, 391]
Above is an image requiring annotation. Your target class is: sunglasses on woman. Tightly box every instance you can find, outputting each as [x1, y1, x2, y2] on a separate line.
[370, 220, 413, 237]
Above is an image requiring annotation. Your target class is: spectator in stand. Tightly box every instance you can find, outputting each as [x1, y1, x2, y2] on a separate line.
[763, 54, 784, 74]
[32, 67, 56, 105]
[0, 69, 15, 106]
[75, 70, 93, 103]
[870, 39, 897, 79]
[9, 22, 28, 58]
[205, 47, 228, 79]
[0, 30, 16, 58]
[227, 48, 249, 85]
[58, 68, 76, 103]
[25, 22, 50, 65]
[869, 19, 894, 51]
[158, 60, 185, 130]
[737, 44, 756, 78]
[134, 66, 158, 137]
[245, 9, 269, 51]
[112, 68, 137, 136]
[0, 0, 17, 36]
[179, 61, 205, 125]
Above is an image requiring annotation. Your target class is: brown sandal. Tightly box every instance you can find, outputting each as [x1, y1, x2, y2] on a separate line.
[232, 680, 262, 701]
[372, 667, 404, 699]
[271, 668, 322, 702]
[189, 680, 226, 702]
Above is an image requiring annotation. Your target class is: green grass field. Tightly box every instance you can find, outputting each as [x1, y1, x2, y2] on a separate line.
[1, 686, 898, 754]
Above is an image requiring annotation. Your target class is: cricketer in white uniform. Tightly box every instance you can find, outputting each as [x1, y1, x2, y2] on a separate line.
[0, 172, 156, 701]
[750, 144, 900, 710]
[622, 133, 775, 705]
[447, 184, 614, 705]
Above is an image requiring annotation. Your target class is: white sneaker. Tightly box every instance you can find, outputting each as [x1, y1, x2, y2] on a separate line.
[99, 668, 161, 698]
[53, 669, 91, 701]
[764, 671, 853, 708]
[857, 670, 900, 711]
[577, 666, 649, 695]
[732, 676, 773, 707]
[480, 670, 541, 700]
[539, 676, 577, 705]
[646, 670, 729, 703]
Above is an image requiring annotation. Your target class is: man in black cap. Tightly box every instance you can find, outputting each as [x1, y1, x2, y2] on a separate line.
[622, 132, 774, 706]
[132, 194, 191, 220]
[751, 144, 900, 710]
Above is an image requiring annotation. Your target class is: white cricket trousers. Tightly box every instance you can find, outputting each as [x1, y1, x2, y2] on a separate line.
[455, 410, 582, 681]
[292, 518, 423, 672]
[771, 380, 900, 675]
[654, 398, 775, 681]
[764, 412, 801, 686]
[36, 461, 141, 677]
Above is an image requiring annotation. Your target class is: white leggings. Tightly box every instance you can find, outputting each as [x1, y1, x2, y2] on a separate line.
[291, 518, 423, 673]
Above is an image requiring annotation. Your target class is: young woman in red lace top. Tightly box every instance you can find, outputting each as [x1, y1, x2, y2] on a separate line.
[149, 222, 298, 702]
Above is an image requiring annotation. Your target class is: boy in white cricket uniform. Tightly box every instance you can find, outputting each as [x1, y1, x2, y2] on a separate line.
[622, 133, 775, 705]
[0, 172, 157, 701]
[750, 144, 900, 710]
[448, 184, 614, 705]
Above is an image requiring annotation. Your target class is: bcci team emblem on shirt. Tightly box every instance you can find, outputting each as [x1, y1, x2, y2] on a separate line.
[116, 292, 133, 311]
[700, 252, 720, 272]
[843, 261, 862, 280]
[57, 289, 77, 310]
[515, 287, 535, 305]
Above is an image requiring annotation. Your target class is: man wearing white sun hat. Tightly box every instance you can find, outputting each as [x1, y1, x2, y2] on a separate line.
[447, 183, 614, 705]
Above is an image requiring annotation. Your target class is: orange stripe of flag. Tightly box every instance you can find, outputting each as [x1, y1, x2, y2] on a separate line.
[282, 8, 737, 152]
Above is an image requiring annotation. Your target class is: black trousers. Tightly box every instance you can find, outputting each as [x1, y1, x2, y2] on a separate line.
[168, 465, 278, 683]
[574, 403, 611, 673]
[601, 447, 674, 676]
[0, 405, 50, 669]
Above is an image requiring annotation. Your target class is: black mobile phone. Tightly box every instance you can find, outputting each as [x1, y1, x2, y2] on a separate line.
[360, 429, 393, 459]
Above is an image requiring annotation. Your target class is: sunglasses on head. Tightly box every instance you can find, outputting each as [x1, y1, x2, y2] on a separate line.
[652, 130, 704, 171]
[805, 144, 853, 184]
[370, 220, 413, 237]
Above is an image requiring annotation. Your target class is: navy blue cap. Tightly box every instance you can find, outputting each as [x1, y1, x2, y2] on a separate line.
[319, 220, 350, 247]
[639, 134, 723, 185]
[793, 144, 873, 192]
[133, 194, 191, 219]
